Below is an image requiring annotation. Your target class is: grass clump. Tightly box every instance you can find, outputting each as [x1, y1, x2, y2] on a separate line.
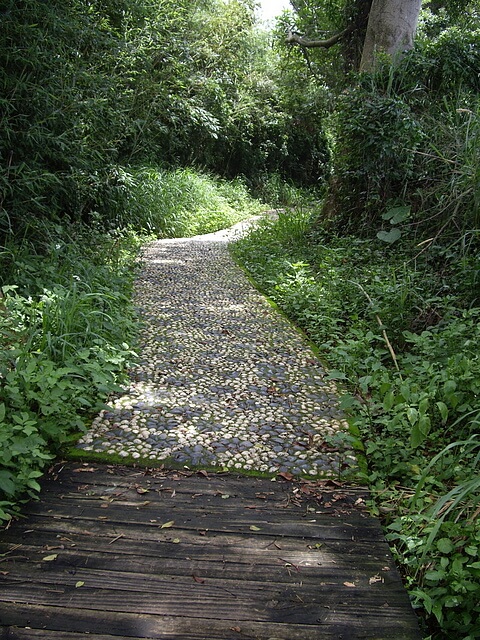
[130, 167, 265, 237]
[231, 208, 480, 639]
[0, 223, 144, 523]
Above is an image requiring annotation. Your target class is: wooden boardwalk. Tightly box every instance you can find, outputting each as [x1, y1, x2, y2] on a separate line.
[0, 463, 421, 639]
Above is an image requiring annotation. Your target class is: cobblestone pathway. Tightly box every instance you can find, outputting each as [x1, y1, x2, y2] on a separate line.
[78, 224, 359, 478]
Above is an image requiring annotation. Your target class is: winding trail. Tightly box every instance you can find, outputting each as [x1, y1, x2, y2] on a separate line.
[78, 222, 358, 478]
[0, 222, 422, 639]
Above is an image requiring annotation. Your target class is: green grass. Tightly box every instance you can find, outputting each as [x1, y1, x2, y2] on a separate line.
[0, 223, 145, 523]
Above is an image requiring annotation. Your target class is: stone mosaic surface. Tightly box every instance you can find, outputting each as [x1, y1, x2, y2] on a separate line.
[77, 224, 359, 478]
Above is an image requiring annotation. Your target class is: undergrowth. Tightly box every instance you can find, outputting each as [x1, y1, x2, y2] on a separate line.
[231, 209, 480, 640]
[0, 222, 144, 523]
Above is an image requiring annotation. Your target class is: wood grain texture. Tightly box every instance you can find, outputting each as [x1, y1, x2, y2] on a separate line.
[0, 463, 421, 639]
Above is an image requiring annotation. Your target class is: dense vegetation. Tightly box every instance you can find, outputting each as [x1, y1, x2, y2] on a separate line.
[1, 0, 479, 637]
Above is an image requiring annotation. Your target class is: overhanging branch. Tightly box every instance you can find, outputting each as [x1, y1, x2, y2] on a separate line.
[286, 25, 354, 49]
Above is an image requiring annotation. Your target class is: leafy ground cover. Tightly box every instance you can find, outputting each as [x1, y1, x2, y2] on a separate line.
[231, 208, 480, 640]
[0, 223, 143, 522]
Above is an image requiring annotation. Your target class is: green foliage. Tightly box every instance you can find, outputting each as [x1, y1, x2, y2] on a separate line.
[131, 168, 265, 237]
[0, 224, 142, 522]
[325, 85, 422, 228]
[231, 207, 480, 638]
[324, 27, 480, 239]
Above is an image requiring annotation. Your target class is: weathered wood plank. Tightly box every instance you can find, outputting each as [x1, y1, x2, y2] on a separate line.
[0, 602, 418, 640]
[0, 464, 421, 639]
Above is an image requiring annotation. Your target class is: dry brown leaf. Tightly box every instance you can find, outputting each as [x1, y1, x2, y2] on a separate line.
[192, 574, 205, 584]
[343, 581, 356, 588]
[136, 487, 149, 495]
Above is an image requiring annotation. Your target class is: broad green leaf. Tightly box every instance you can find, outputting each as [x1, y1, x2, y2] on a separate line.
[436, 538, 454, 554]
[383, 390, 395, 411]
[381, 206, 411, 224]
[410, 424, 424, 448]
[376, 228, 402, 244]
[436, 401, 449, 423]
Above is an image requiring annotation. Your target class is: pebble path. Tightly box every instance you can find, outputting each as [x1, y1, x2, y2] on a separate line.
[77, 222, 359, 478]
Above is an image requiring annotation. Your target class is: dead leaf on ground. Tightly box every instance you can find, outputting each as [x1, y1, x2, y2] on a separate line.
[136, 486, 149, 494]
[249, 525, 261, 531]
[75, 581, 85, 588]
[197, 470, 209, 478]
[160, 520, 175, 529]
[230, 626, 241, 633]
[42, 554, 58, 562]
[343, 581, 356, 588]
[277, 472, 294, 481]
[369, 575, 383, 585]
[192, 574, 205, 584]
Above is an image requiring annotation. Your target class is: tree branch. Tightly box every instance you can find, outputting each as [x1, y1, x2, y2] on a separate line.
[286, 26, 354, 49]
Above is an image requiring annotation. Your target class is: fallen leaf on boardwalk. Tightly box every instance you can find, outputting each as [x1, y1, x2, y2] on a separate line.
[343, 581, 356, 588]
[197, 470, 209, 478]
[0, 571, 9, 576]
[324, 479, 343, 487]
[382, 566, 391, 571]
[192, 574, 205, 584]
[230, 627, 241, 633]
[249, 525, 261, 531]
[369, 575, 383, 585]
[198, 530, 207, 536]
[75, 581, 85, 588]
[172, 538, 181, 544]
[42, 554, 58, 562]
[277, 472, 294, 481]
[136, 487, 149, 495]
[73, 467, 95, 473]
[221, 494, 230, 499]
[161, 520, 175, 529]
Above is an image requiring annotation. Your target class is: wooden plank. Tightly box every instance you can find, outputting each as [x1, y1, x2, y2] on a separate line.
[20, 503, 380, 542]
[0, 464, 422, 639]
[0, 540, 392, 578]
[0, 602, 418, 640]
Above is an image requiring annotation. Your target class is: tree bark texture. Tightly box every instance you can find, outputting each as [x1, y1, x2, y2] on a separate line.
[360, 0, 422, 71]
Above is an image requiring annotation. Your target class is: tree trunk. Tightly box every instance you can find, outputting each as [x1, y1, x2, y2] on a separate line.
[360, 0, 422, 72]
